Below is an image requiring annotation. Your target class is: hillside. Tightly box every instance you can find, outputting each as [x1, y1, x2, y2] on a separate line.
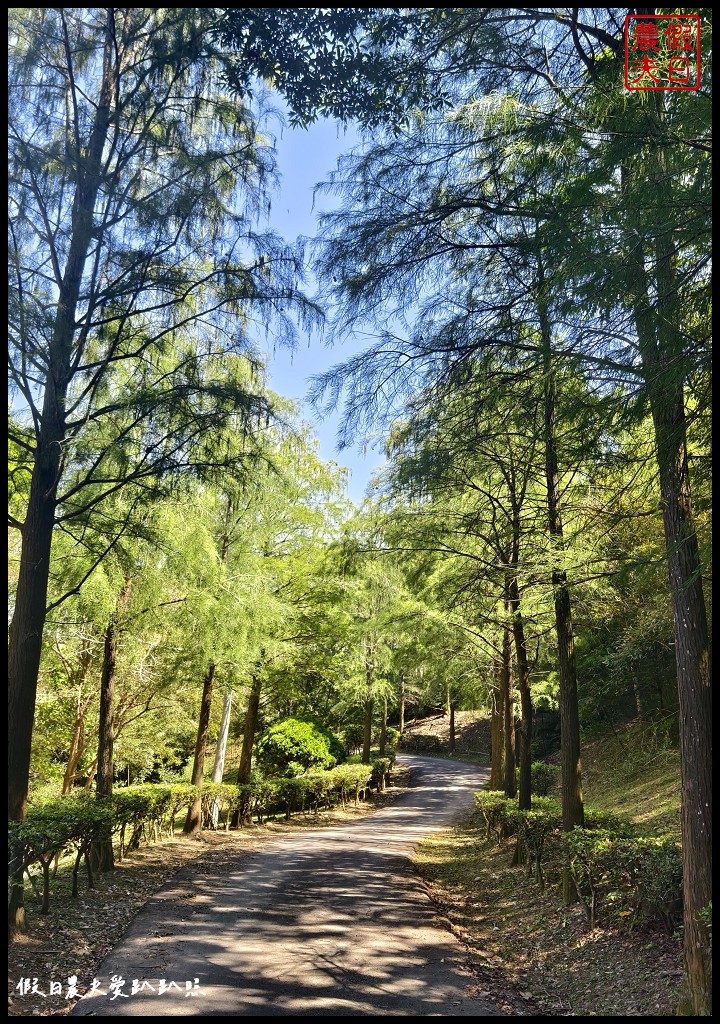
[401, 710, 490, 751]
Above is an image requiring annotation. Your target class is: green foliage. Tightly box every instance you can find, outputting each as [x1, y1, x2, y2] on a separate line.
[505, 797, 562, 888]
[698, 901, 712, 944]
[9, 795, 112, 911]
[216, 9, 432, 128]
[563, 828, 683, 932]
[582, 807, 634, 836]
[327, 764, 374, 806]
[399, 733, 443, 754]
[474, 786, 679, 925]
[515, 761, 560, 796]
[383, 728, 402, 752]
[11, 795, 111, 864]
[370, 756, 395, 791]
[255, 718, 348, 778]
[11, 761, 388, 918]
[475, 791, 514, 845]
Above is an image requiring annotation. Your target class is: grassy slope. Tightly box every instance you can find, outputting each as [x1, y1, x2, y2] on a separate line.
[406, 714, 684, 1016]
[579, 718, 681, 839]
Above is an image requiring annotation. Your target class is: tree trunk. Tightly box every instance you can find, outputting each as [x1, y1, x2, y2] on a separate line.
[538, 276, 584, 831]
[626, 160, 712, 1011]
[237, 676, 262, 787]
[362, 644, 375, 765]
[379, 696, 388, 755]
[7, 22, 115, 932]
[490, 658, 504, 790]
[228, 675, 262, 829]
[508, 575, 533, 811]
[647, 362, 711, 1016]
[501, 611, 516, 799]
[183, 663, 215, 834]
[448, 700, 456, 755]
[62, 711, 86, 797]
[61, 647, 94, 795]
[210, 690, 233, 827]
[399, 670, 405, 734]
[212, 690, 233, 784]
[93, 577, 132, 872]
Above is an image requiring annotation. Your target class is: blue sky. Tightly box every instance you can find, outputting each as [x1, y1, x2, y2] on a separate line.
[257, 112, 386, 505]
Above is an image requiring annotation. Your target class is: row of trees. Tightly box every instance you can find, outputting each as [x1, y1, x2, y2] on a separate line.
[274, 9, 710, 1013]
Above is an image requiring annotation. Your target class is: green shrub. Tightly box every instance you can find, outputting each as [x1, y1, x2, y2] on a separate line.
[10, 795, 112, 912]
[475, 790, 514, 844]
[13, 751, 398, 923]
[562, 827, 682, 931]
[328, 763, 374, 806]
[255, 718, 348, 778]
[515, 761, 560, 795]
[383, 727, 402, 751]
[531, 761, 560, 795]
[200, 782, 238, 829]
[370, 755, 394, 791]
[583, 807, 633, 835]
[505, 797, 562, 888]
[400, 733, 443, 753]
[634, 836, 683, 932]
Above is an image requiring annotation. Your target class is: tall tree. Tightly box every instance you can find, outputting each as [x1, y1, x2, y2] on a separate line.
[8, 7, 314, 929]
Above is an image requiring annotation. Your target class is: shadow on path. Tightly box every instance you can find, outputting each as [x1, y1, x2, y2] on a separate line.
[70, 755, 503, 1016]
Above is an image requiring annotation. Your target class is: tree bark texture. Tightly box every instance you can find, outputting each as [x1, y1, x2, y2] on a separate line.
[501, 612, 516, 799]
[538, 276, 584, 831]
[508, 575, 532, 811]
[362, 643, 375, 765]
[379, 696, 388, 755]
[92, 577, 133, 872]
[61, 646, 94, 796]
[399, 671, 405, 734]
[184, 663, 215, 834]
[210, 690, 233, 827]
[626, 157, 712, 1012]
[229, 676, 262, 829]
[490, 659, 504, 791]
[237, 676, 262, 787]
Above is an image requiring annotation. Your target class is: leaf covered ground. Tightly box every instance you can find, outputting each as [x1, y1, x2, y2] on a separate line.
[413, 815, 683, 1016]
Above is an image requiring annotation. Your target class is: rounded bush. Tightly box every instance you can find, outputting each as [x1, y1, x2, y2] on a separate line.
[255, 718, 348, 778]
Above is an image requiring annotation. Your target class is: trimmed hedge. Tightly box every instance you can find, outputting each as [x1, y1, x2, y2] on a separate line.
[399, 733, 443, 753]
[11, 754, 396, 915]
[255, 718, 348, 778]
[505, 797, 562, 888]
[475, 790, 514, 845]
[9, 794, 111, 912]
[473, 788, 683, 932]
[563, 828, 682, 930]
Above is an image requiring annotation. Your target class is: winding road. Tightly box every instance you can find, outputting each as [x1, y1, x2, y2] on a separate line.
[71, 755, 504, 1016]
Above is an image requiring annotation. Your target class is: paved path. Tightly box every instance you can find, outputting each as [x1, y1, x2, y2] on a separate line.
[71, 755, 504, 1016]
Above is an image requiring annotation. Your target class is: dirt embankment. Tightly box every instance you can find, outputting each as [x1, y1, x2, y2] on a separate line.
[400, 710, 492, 757]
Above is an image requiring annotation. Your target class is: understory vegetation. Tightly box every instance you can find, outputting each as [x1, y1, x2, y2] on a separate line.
[411, 715, 686, 1017]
